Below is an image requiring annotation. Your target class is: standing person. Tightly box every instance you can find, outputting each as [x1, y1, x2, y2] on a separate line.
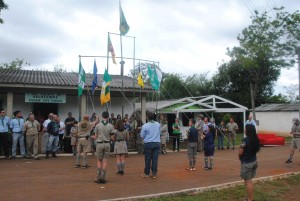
[202, 124, 215, 170]
[195, 114, 204, 152]
[0, 108, 11, 159]
[217, 121, 226, 150]
[46, 114, 60, 158]
[42, 113, 53, 154]
[226, 117, 239, 149]
[89, 113, 97, 154]
[93, 111, 114, 184]
[140, 112, 161, 179]
[70, 121, 78, 156]
[64, 112, 75, 153]
[116, 114, 122, 120]
[245, 114, 256, 128]
[113, 119, 129, 175]
[75, 115, 98, 169]
[109, 113, 117, 126]
[58, 116, 65, 152]
[239, 124, 260, 201]
[285, 117, 300, 164]
[202, 117, 209, 134]
[11, 110, 25, 158]
[24, 113, 40, 160]
[172, 118, 181, 152]
[186, 119, 198, 171]
[160, 117, 168, 155]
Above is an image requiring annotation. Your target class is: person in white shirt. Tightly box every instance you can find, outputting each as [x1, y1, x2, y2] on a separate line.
[58, 116, 65, 152]
[41, 113, 53, 154]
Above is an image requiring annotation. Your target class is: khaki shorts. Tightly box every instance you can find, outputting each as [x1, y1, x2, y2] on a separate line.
[96, 143, 110, 160]
[77, 138, 89, 153]
[240, 161, 258, 180]
[290, 138, 300, 149]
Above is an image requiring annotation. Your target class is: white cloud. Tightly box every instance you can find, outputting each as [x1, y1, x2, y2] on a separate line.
[0, 0, 298, 95]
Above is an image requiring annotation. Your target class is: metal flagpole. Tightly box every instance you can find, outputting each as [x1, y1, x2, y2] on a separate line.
[120, 34, 125, 119]
[139, 60, 142, 120]
[78, 55, 82, 121]
[106, 32, 110, 112]
[133, 37, 136, 111]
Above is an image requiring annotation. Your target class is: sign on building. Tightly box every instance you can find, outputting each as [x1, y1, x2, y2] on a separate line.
[25, 93, 66, 103]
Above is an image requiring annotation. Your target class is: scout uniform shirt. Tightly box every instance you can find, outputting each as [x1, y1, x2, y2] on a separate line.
[10, 117, 25, 133]
[0, 115, 10, 133]
[226, 122, 238, 135]
[24, 120, 40, 135]
[94, 121, 114, 142]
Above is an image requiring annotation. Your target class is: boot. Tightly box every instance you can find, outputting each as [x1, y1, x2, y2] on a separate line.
[52, 152, 57, 158]
[45, 151, 50, 159]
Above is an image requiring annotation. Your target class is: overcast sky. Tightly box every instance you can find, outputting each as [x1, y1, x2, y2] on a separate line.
[0, 0, 299, 95]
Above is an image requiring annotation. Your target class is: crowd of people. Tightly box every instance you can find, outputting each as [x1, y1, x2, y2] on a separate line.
[1, 107, 299, 201]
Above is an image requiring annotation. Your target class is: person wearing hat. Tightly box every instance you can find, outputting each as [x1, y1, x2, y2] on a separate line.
[75, 115, 99, 168]
[285, 117, 300, 164]
[195, 114, 204, 152]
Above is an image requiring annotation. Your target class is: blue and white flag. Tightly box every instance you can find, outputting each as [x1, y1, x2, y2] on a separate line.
[92, 59, 98, 94]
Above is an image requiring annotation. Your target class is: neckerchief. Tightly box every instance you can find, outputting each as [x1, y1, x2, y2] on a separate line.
[0, 116, 4, 127]
[102, 120, 108, 126]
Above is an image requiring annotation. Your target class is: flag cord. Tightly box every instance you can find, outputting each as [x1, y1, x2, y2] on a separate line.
[87, 87, 95, 113]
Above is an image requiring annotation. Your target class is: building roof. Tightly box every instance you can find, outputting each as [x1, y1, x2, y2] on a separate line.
[0, 69, 152, 90]
[136, 95, 248, 113]
[255, 103, 299, 112]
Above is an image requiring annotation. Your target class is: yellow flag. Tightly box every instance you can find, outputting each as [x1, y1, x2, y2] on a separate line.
[137, 72, 144, 88]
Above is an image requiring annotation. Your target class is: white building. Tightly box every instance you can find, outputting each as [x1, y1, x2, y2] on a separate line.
[0, 69, 151, 123]
[255, 103, 299, 136]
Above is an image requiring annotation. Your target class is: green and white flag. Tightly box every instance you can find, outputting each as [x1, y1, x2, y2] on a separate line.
[119, 1, 130, 36]
[148, 64, 162, 91]
[78, 61, 86, 97]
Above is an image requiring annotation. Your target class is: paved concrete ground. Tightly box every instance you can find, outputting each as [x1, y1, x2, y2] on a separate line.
[0, 145, 299, 201]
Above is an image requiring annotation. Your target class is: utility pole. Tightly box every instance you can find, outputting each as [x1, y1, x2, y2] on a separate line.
[298, 47, 300, 118]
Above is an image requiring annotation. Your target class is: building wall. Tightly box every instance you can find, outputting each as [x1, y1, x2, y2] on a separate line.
[1, 92, 135, 122]
[256, 111, 298, 136]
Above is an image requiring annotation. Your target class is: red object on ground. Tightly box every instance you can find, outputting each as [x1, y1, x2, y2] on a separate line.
[257, 134, 285, 146]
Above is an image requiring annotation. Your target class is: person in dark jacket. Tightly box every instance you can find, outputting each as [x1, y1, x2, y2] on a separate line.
[239, 124, 260, 201]
[202, 124, 215, 170]
[186, 119, 198, 171]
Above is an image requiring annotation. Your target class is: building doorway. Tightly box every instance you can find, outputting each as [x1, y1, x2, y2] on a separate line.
[33, 103, 58, 126]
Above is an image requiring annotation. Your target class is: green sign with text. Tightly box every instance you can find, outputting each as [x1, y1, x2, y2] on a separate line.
[25, 93, 66, 103]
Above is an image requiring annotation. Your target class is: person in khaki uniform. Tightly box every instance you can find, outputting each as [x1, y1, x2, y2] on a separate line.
[24, 113, 40, 160]
[285, 117, 300, 164]
[195, 114, 204, 152]
[93, 111, 114, 184]
[226, 117, 239, 149]
[75, 115, 98, 169]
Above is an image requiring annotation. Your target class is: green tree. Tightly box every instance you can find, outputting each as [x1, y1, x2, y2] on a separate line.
[214, 8, 300, 117]
[159, 73, 185, 100]
[0, 58, 30, 70]
[185, 73, 213, 97]
[0, 0, 8, 24]
[53, 64, 67, 72]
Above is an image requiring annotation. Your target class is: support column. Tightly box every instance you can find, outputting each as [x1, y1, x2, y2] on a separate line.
[141, 93, 146, 124]
[80, 93, 87, 120]
[7, 92, 13, 118]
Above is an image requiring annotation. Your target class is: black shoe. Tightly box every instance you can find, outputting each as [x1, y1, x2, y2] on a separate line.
[34, 156, 40, 160]
[94, 179, 101, 184]
[285, 159, 292, 164]
[52, 153, 57, 158]
[100, 179, 107, 184]
[120, 171, 124, 175]
[75, 164, 81, 168]
[81, 164, 88, 169]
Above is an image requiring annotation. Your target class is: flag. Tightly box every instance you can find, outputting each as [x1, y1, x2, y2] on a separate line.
[78, 61, 86, 97]
[92, 59, 98, 94]
[108, 34, 117, 64]
[100, 68, 112, 105]
[119, 2, 130, 36]
[147, 64, 162, 91]
[137, 72, 144, 88]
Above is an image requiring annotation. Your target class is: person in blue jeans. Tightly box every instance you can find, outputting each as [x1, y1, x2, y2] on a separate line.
[217, 121, 226, 150]
[140, 112, 161, 179]
[10, 110, 25, 158]
[46, 114, 60, 158]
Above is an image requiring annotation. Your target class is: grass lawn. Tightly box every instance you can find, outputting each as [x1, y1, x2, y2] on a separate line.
[145, 174, 300, 201]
